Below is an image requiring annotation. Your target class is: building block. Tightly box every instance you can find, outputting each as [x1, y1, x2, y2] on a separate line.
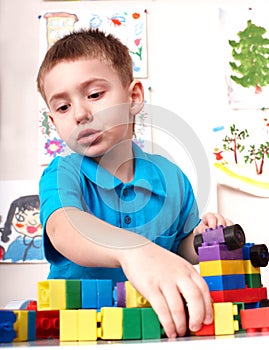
[65, 280, 81, 309]
[203, 274, 246, 291]
[122, 308, 142, 340]
[245, 273, 262, 288]
[97, 280, 113, 309]
[193, 322, 215, 336]
[38, 280, 66, 310]
[60, 309, 98, 341]
[81, 279, 113, 309]
[36, 310, 59, 339]
[210, 287, 267, 303]
[125, 281, 150, 308]
[98, 307, 123, 340]
[140, 308, 161, 339]
[78, 309, 97, 341]
[0, 310, 16, 343]
[213, 302, 239, 335]
[195, 224, 245, 251]
[198, 244, 243, 262]
[240, 307, 269, 332]
[116, 282, 126, 307]
[233, 302, 244, 329]
[59, 310, 78, 341]
[27, 311, 36, 341]
[243, 260, 260, 274]
[199, 260, 245, 276]
[13, 310, 28, 342]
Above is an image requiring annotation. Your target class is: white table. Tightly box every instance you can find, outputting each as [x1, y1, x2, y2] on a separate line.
[1, 333, 269, 349]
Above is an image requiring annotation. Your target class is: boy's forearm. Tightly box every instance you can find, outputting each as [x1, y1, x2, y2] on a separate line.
[46, 207, 150, 268]
[177, 232, 199, 265]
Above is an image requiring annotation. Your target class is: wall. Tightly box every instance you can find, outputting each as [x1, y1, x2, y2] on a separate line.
[1, 0, 268, 307]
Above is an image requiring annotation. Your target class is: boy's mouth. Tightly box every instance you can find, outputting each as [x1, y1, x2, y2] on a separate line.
[77, 128, 102, 145]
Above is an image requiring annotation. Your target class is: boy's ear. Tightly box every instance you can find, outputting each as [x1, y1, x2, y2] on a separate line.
[129, 80, 144, 115]
[47, 112, 55, 126]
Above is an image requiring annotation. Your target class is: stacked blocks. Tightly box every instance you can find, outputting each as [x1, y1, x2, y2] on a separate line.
[194, 224, 269, 335]
[38, 279, 162, 341]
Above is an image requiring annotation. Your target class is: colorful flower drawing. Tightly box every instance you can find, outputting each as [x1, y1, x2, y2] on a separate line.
[45, 138, 65, 158]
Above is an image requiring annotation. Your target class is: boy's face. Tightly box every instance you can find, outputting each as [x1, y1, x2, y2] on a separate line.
[43, 58, 143, 159]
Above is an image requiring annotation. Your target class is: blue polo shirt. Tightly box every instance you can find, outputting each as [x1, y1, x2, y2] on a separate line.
[39, 142, 200, 285]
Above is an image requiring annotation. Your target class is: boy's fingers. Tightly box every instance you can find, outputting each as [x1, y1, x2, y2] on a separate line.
[178, 274, 213, 332]
[161, 284, 187, 336]
[148, 291, 178, 338]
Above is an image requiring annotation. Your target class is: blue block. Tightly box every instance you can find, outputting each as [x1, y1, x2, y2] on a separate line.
[0, 310, 17, 343]
[97, 280, 113, 308]
[242, 243, 254, 260]
[81, 279, 113, 309]
[203, 274, 246, 291]
[27, 311, 36, 341]
[81, 279, 97, 308]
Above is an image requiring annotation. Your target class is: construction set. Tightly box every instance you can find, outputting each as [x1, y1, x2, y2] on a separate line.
[1, 224, 269, 343]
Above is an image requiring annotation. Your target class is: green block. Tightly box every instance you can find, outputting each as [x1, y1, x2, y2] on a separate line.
[66, 280, 81, 309]
[123, 308, 141, 340]
[245, 274, 262, 288]
[141, 308, 161, 339]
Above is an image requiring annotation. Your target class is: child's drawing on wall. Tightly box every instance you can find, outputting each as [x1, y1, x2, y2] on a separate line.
[0, 195, 45, 262]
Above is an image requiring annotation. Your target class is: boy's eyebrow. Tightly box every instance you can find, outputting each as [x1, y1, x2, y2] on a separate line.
[48, 78, 108, 105]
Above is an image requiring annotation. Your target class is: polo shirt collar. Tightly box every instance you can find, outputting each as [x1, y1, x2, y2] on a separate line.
[80, 142, 167, 197]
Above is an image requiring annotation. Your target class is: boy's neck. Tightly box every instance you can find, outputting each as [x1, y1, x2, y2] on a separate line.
[94, 140, 134, 183]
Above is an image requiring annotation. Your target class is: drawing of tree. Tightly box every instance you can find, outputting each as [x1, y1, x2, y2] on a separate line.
[229, 20, 269, 93]
[223, 124, 249, 164]
[244, 142, 269, 175]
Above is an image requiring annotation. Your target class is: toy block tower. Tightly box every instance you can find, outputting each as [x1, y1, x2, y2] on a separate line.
[194, 224, 269, 335]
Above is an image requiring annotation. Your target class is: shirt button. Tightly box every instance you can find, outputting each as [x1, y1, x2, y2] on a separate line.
[123, 188, 129, 196]
[124, 215, 131, 224]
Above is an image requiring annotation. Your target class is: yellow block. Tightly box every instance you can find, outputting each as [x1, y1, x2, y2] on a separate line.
[199, 260, 245, 276]
[125, 281, 151, 308]
[38, 279, 66, 310]
[243, 260, 260, 274]
[214, 303, 239, 335]
[14, 311, 28, 342]
[78, 309, 97, 341]
[98, 308, 123, 340]
[60, 310, 78, 341]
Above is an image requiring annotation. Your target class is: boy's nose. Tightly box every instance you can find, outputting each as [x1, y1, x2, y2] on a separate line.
[74, 101, 93, 124]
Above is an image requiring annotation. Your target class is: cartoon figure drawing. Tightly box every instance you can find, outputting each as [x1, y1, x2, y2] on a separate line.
[0, 195, 44, 262]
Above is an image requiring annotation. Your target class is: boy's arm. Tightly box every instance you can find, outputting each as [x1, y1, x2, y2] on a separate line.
[46, 206, 213, 338]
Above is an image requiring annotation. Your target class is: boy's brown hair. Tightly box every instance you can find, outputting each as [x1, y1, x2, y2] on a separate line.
[37, 28, 134, 103]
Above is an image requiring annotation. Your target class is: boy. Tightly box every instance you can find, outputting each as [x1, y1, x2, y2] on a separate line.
[37, 28, 231, 338]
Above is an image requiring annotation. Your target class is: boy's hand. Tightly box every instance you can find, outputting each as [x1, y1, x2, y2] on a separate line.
[119, 242, 213, 338]
[193, 212, 233, 235]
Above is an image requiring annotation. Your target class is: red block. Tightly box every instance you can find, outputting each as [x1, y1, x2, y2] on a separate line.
[194, 322, 215, 336]
[240, 307, 269, 333]
[210, 287, 267, 303]
[36, 310, 59, 339]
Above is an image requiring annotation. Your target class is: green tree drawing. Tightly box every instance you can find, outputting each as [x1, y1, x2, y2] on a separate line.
[223, 124, 249, 164]
[244, 142, 269, 175]
[229, 20, 269, 93]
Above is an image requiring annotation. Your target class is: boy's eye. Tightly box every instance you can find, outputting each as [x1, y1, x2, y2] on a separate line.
[57, 104, 70, 112]
[88, 91, 103, 99]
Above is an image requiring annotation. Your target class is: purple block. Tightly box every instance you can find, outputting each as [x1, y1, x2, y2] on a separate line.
[116, 282, 126, 307]
[198, 244, 243, 262]
[202, 225, 225, 245]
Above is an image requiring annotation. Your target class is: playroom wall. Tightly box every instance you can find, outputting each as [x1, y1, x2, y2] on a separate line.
[1, 0, 268, 307]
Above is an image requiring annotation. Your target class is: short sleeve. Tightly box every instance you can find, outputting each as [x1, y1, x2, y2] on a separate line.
[39, 155, 85, 264]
